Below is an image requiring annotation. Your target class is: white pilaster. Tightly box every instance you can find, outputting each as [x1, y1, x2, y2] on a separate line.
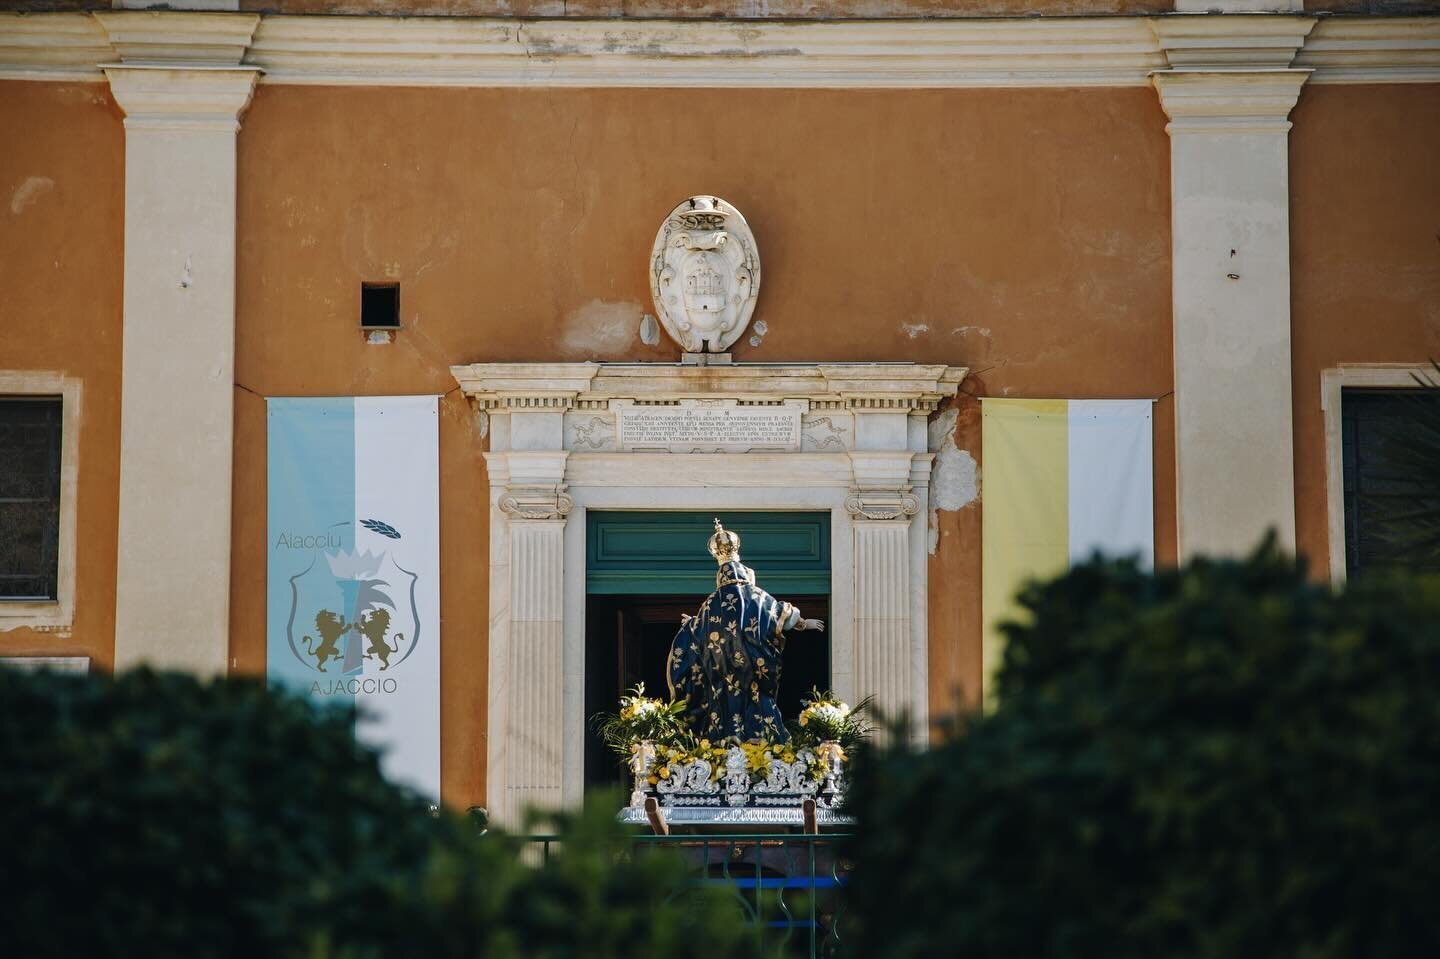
[484, 434, 571, 827]
[851, 518, 913, 730]
[101, 12, 259, 674]
[501, 516, 567, 823]
[1152, 16, 1313, 558]
[846, 448, 924, 742]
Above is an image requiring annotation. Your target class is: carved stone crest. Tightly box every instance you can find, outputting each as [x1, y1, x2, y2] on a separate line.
[649, 196, 760, 353]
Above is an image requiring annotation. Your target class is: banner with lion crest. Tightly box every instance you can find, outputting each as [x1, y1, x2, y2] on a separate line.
[266, 396, 440, 799]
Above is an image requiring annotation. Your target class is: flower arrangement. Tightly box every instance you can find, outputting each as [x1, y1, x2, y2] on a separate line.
[592, 684, 686, 758]
[792, 688, 874, 750]
[593, 687, 867, 795]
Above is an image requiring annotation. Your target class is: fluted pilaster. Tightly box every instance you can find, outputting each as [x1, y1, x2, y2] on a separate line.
[496, 519, 566, 823]
[851, 515, 913, 739]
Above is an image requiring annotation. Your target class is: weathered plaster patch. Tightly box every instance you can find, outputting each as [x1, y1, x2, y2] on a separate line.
[560, 299, 644, 357]
[951, 325, 992, 338]
[927, 407, 979, 554]
[901, 322, 930, 339]
[10, 177, 54, 214]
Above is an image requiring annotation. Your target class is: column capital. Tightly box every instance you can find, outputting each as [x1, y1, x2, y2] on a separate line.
[1150, 13, 1315, 135]
[95, 10, 261, 133]
[102, 65, 260, 132]
[1151, 69, 1310, 134]
[499, 486, 573, 522]
[845, 489, 919, 523]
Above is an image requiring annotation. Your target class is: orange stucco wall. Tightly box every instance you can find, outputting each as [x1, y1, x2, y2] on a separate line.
[0, 80, 124, 669]
[231, 84, 1174, 807]
[1290, 84, 1440, 581]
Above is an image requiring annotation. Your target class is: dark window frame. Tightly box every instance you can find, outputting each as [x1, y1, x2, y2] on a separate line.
[0, 395, 64, 602]
[1340, 386, 1440, 578]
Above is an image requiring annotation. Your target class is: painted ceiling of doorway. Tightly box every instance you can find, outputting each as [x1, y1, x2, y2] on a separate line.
[585, 511, 830, 596]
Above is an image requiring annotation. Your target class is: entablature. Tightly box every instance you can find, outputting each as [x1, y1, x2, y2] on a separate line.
[451, 362, 967, 420]
[2, 11, 1436, 87]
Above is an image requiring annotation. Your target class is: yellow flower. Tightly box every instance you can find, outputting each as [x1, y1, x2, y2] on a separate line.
[700, 739, 711, 750]
[799, 715, 809, 726]
[647, 774, 658, 785]
[658, 766, 670, 779]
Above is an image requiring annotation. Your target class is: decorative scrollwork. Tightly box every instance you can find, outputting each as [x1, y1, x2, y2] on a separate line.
[641, 746, 843, 813]
[844, 489, 920, 522]
[499, 487, 573, 521]
[569, 415, 614, 451]
[802, 415, 848, 451]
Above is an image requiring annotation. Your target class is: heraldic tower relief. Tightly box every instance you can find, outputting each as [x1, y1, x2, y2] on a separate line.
[650, 196, 761, 354]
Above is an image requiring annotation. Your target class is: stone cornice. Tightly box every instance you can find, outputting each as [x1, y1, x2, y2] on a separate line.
[93, 11, 258, 65]
[451, 362, 968, 415]
[0, 12, 1435, 88]
[246, 16, 1165, 88]
[1150, 14, 1315, 70]
[1298, 17, 1440, 85]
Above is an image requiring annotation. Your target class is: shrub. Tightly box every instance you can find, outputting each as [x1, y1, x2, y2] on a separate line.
[845, 540, 1440, 959]
[0, 667, 749, 959]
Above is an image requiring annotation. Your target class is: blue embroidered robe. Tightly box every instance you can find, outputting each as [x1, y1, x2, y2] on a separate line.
[667, 560, 800, 744]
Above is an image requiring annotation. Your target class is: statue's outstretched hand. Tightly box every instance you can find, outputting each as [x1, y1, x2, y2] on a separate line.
[798, 618, 825, 633]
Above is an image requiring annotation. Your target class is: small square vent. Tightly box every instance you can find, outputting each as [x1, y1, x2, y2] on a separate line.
[360, 283, 400, 329]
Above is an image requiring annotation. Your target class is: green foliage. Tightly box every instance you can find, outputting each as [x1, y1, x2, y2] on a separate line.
[591, 682, 688, 759]
[0, 667, 749, 959]
[789, 689, 874, 749]
[844, 539, 1440, 959]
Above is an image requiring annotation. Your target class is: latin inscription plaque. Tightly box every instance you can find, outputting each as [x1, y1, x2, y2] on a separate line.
[614, 401, 802, 452]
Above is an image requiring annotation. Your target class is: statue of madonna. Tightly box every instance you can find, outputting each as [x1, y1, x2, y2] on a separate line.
[667, 519, 825, 744]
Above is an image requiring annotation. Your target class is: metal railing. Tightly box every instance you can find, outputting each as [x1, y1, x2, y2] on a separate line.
[523, 832, 852, 958]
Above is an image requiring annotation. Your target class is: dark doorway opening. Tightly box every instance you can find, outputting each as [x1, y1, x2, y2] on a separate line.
[584, 593, 831, 790]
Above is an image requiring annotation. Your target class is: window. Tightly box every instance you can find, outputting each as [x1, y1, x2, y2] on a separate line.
[0, 373, 78, 628]
[0, 397, 63, 600]
[1341, 387, 1440, 578]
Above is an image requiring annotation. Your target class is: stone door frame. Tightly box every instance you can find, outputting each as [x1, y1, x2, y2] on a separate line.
[454, 361, 965, 824]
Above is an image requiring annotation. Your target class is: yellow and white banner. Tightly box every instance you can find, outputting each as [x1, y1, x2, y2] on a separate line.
[980, 399, 1154, 698]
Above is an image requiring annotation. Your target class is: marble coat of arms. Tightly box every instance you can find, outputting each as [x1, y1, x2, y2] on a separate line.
[649, 196, 760, 353]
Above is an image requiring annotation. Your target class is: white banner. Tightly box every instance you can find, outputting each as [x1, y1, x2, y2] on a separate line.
[266, 396, 441, 799]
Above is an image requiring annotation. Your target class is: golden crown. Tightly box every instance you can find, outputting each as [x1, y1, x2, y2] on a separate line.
[707, 518, 741, 565]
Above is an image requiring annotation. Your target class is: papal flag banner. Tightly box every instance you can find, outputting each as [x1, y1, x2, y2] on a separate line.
[981, 398, 1154, 700]
[266, 396, 441, 799]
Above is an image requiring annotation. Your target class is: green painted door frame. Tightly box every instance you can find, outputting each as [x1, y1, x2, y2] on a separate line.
[585, 511, 831, 595]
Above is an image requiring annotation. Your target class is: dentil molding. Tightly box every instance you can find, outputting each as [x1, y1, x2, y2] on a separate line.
[451, 362, 968, 418]
[0, 12, 1436, 88]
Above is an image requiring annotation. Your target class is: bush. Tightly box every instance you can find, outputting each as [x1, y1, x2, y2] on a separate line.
[0, 667, 749, 959]
[845, 540, 1440, 959]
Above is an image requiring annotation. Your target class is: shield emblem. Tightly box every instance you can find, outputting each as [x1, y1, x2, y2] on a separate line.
[285, 527, 422, 676]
